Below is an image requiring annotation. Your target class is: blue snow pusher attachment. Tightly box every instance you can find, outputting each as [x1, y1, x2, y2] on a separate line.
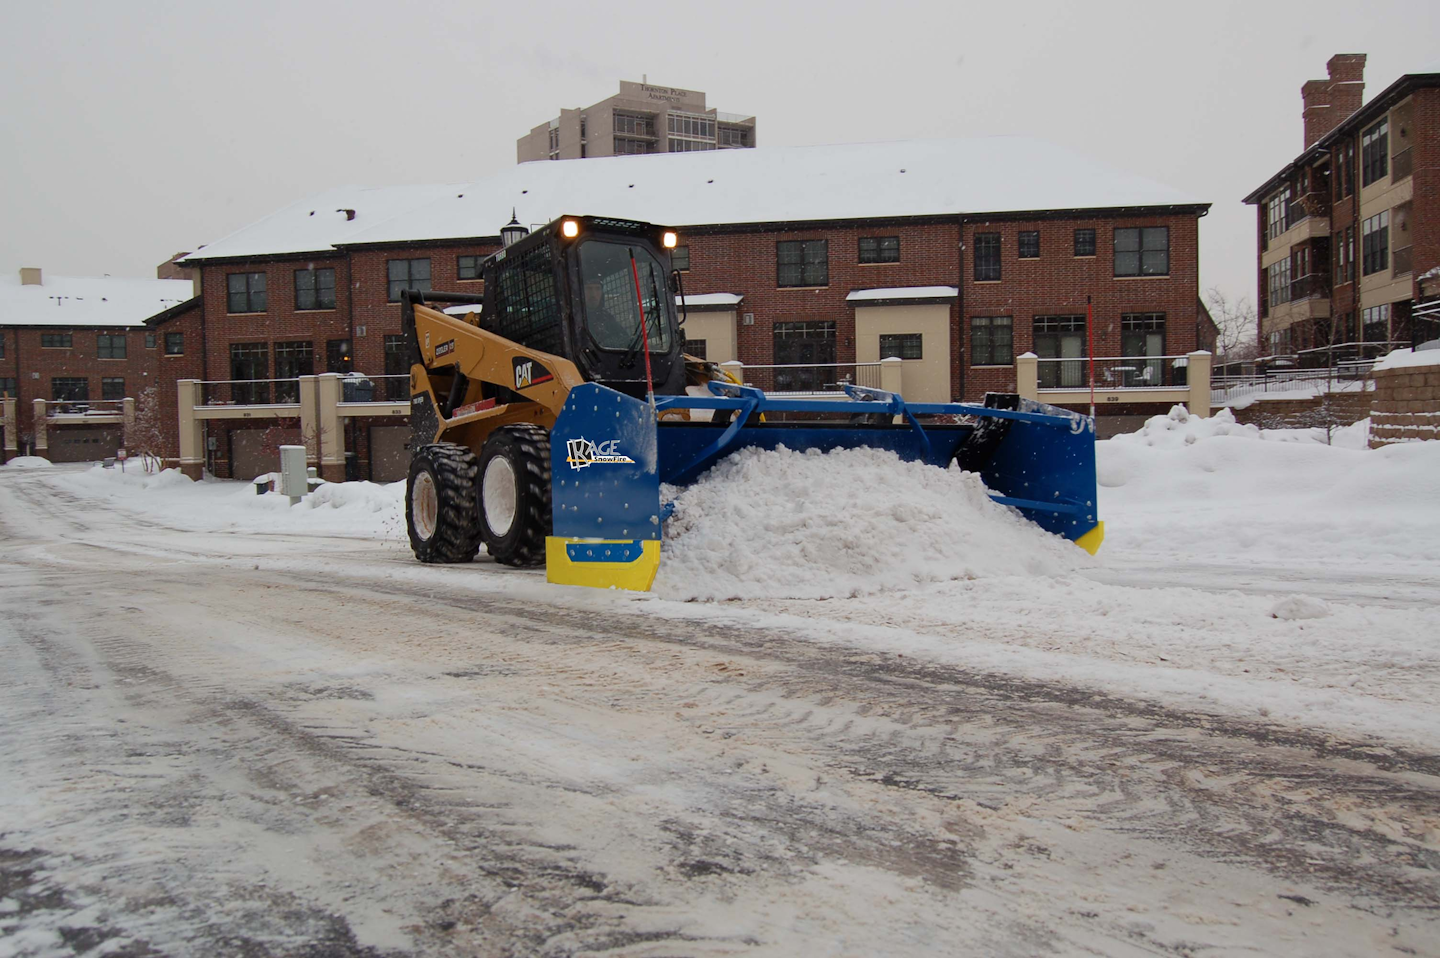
[546, 381, 1103, 591]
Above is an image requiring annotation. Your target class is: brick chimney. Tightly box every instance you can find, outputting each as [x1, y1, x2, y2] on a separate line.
[1303, 54, 1367, 149]
[19, 267, 41, 286]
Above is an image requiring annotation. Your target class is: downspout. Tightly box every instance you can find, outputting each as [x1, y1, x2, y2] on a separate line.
[955, 215, 965, 401]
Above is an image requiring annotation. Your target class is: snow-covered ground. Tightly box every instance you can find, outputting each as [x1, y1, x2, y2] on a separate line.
[25, 406, 1440, 753]
[4, 412, 1439, 956]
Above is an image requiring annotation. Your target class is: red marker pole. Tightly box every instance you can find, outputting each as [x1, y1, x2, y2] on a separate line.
[1087, 295, 1096, 421]
[630, 249, 657, 413]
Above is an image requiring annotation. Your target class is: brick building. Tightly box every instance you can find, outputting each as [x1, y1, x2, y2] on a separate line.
[1244, 56, 1440, 364]
[518, 80, 756, 162]
[174, 137, 1211, 477]
[0, 267, 196, 462]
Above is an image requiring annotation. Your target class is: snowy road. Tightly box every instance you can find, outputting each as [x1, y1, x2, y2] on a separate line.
[2, 464, 1439, 956]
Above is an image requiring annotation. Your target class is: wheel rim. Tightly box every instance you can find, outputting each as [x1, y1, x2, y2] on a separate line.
[412, 470, 438, 541]
[482, 456, 517, 537]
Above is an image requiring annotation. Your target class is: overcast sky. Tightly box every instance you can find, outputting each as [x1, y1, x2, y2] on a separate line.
[1, 0, 1435, 309]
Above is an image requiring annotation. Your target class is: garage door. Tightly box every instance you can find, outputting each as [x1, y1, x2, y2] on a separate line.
[231, 428, 298, 481]
[369, 426, 410, 483]
[47, 426, 122, 463]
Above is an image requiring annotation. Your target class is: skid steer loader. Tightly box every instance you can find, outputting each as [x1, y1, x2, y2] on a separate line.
[401, 215, 1103, 591]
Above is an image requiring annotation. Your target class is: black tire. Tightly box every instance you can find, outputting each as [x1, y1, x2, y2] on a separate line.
[477, 424, 551, 568]
[407, 443, 482, 563]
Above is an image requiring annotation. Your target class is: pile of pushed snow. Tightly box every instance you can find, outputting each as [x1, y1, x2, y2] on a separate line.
[2, 456, 53, 468]
[298, 479, 403, 515]
[654, 446, 1086, 601]
[1115, 405, 1258, 449]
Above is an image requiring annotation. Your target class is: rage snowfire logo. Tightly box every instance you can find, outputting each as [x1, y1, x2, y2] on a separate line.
[565, 437, 634, 470]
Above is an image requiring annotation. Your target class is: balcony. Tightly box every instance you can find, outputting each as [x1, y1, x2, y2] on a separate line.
[1392, 148, 1413, 183]
[1393, 246, 1413, 277]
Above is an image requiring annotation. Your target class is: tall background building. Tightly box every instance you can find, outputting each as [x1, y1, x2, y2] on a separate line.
[517, 80, 756, 162]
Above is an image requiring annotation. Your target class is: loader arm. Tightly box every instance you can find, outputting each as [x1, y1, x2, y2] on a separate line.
[402, 292, 587, 451]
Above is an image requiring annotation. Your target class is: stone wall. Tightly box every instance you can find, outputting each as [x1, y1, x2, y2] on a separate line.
[1370, 364, 1440, 447]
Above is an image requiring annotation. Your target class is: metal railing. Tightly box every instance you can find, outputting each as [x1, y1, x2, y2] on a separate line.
[1392, 148, 1413, 182]
[1036, 355, 1190, 390]
[737, 362, 883, 395]
[200, 378, 298, 406]
[1211, 362, 1376, 405]
[47, 399, 126, 417]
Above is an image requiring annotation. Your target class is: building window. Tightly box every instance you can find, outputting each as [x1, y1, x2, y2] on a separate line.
[145, 332, 156, 349]
[614, 112, 655, 137]
[0, 338, 4, 360]
[671, 245, 690, 271]
[613, 136, 655, 155]
[1334, 141, 1355, 200]
[1361, 118, 1388, 187]
[859, 236, 900, 264]
[1033, 316, 1087, 388]
[295, 267, 336, 310]
[970, 316, 1013, 366]
[101, 377, 125, 401]
[274, 341, 314, 403]
[1074, 229, 1096, 257]
[1114, 227, 1169, 277]
[1267, 258, 1292, 308]
[1334, 225, 1355, 285]
[547, 125, 559, 159]
[1266, 188, 1292, 241]
[0, 377, 17, 399]
[718, 126, 750, 148]
[1362, 304, 1391, 343]
[230, 343, 270, 404]
[384, 334, 409, 399]
[1018, 231, 1040, 259]
[669, 138, 716, 153]
[879, 333, 923, 360]
[1362, 212, 1389, 276]
[387, 258, 431, 302]
[683, 338, 707, 359]
[51, 377, 89, 402]
[327, 339, 353, 374]
[97, 333, 127, 359]
[41, 333, 72, 348]
[164, 331, 184, 355]
[776, 240, 828, 288]
[226, 272, 267, 313]
[457, 255, 482, 280]
[974, 232, 1001, 281]
[1120, 314, 1167, 386]
[772, 321, 836, 392]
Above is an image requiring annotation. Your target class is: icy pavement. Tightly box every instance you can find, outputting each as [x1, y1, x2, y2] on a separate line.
[1, 413, 1438, 956]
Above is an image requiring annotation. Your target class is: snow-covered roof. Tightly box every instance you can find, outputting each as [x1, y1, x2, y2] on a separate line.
[846, 286, 959, 302]
[678, 292, 743, 307]
[181, 183, 464, 263]
[0, 273, 196, 328]
[182, 137, 1206, 262]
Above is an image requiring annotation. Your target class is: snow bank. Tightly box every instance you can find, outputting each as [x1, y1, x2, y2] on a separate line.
[56, 464, 406, 540]
[1098, 406, 1440, 568]
[2, 456, 53, 468]
[1372, 346, 1440, 371]
[654, 446, 1084, 601]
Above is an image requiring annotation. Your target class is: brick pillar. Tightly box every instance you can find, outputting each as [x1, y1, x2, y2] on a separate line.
[317, 373, 346, 482]
[1014, 353, 1039, 402]
[1187, 350, 1212, 418]
[121, 397, 136, 449]
[177, 380, 204, 480]
[32, 399, 47, 452]
[2, 396, 16, 459]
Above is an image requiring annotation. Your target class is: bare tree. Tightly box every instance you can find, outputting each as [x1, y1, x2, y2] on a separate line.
[131, 385, 169, 474]
[1203, 287, 1259, 364]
